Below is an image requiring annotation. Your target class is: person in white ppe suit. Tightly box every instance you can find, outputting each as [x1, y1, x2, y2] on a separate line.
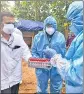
[44, 1, 83, 93]
[1, 12, 31, 94]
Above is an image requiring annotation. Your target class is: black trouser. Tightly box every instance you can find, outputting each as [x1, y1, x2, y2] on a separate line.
[1, 83, 19, 94]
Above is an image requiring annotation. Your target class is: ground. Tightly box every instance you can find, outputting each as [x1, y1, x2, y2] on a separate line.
[19, 62, 37, 94]
[19, 62, 65, 94]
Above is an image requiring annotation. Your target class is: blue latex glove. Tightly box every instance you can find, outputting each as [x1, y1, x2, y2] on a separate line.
[43, 48, 57, 59]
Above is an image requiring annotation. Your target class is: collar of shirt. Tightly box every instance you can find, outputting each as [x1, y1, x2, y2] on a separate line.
[1, 34, 14, 46]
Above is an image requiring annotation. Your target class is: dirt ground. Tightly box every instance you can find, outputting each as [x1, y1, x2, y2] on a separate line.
[19, 62, 65, 94]
[19, 62, 37, 94]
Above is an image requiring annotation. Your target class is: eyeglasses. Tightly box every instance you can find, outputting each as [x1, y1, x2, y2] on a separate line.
[5, 22, 16, 27]
[46, 24, 53, 27]
[5, 22, 15, 24]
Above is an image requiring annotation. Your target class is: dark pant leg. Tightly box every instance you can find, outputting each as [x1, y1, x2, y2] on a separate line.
[1, 88, 11, 94]
[11, 83, 20, 94]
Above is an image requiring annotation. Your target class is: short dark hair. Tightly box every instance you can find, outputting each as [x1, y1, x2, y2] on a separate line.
[0, 12, 14, 22]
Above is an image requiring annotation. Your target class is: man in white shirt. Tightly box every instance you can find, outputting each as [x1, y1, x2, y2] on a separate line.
[0, 12, 31, 94]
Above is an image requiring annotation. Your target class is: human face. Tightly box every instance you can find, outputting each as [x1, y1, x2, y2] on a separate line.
[1, 16, 15, 40]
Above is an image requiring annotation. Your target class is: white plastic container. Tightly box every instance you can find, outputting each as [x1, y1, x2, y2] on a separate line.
[28, 58, 51, 69]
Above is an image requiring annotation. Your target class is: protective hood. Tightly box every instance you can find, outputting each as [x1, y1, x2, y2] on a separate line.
[44, 16, 57, 32]
[66, 1, 83, 36]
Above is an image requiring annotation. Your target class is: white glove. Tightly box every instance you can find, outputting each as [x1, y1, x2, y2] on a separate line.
[50, 54, 70, 80]
[56, 58, 70, 71]
[50, 54, 62, 67]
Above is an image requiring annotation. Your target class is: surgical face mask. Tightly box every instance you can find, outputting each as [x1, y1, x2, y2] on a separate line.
[3, 24, 14, 34]
[46, 27, 55, 35]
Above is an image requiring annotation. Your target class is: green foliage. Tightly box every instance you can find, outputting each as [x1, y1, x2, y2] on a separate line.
[49, 0, 73, 31]
[11, 0, 73, 31]
[1, 1, 10, 12]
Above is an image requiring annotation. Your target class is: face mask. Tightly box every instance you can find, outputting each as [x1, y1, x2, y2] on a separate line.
[3, 24, 14, 34]
[6, 22, 16, 27]
[46, 27, 55, 35]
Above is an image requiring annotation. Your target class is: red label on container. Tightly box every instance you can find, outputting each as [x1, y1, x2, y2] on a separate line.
[29, 58, 50, 63]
